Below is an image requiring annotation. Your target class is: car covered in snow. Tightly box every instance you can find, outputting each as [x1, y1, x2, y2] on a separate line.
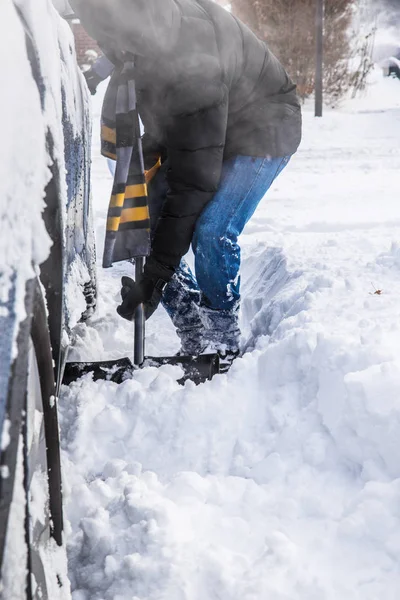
[373, 40, 400, 78]
[378, 55, 400, 79]
[0, 0, 95, 597]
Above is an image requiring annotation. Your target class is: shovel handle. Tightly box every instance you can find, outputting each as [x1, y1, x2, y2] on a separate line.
[134, 257, 145, 366]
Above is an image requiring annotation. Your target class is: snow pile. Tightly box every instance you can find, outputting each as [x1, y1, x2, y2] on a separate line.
[60, 71, 400, 598]
[0, 0, 89, 358]
[342, 66, 400, 112]
[0, 2, 86, 598]
[0, 0, 51, 341]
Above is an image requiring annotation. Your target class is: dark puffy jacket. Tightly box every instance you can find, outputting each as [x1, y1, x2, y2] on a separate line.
[71, 0, 302, 269]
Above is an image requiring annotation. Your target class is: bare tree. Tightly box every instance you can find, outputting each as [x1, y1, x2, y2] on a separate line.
[230, 0, 374, 102]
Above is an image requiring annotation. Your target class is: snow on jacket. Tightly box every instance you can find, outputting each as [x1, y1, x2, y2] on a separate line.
[70, 0, 302, 269]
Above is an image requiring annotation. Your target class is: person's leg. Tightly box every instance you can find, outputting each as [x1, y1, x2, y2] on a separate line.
[160, 262, 206, 354]
[148, 162, 205, 353]
[193, 155, 290, 357]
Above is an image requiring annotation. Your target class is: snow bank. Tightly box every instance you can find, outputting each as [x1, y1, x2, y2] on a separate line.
[0, 0, 89, 361]
[0, 0, 51, 338]
[0, 2, 84, 597]
[61, 234, 400, 599]
[60, 65, 400, 599]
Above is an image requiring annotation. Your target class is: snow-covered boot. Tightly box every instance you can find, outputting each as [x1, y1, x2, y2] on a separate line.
[217, 349, 240, 373]
[176, 324, 207, 355]
[162, 267, 208, 355]
[200, 304, 241, 371]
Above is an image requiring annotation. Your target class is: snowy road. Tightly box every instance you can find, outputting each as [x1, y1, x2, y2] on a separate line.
[60, 74, 400, 600]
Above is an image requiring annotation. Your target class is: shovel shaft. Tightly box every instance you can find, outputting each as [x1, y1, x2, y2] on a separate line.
[134, 257, 145, 366]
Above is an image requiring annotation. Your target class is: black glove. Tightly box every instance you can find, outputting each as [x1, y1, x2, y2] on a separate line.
[83, 68, 103, 95]
[117, 257, 174, 321]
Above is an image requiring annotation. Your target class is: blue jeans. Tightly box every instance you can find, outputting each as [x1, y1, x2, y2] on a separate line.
[148, 155, 290, 353]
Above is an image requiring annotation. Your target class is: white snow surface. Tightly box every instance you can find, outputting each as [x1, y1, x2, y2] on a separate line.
[0, 0, 51, 343]
[61, 72, 400, 599]
[0, 0, 89, 352]
[0, 437, 27, 599]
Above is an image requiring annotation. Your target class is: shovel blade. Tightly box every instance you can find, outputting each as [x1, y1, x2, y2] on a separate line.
[62, 357, 134, 385]
[62, 353, 219, 386]
[144, 353, 220, 385]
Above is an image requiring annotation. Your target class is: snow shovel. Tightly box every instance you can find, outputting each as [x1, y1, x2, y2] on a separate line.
[62, 258, 220, 386]
[63, 62, 219, 385]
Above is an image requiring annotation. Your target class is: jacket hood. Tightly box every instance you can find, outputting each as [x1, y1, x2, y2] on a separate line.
[70, 0, 181, 58]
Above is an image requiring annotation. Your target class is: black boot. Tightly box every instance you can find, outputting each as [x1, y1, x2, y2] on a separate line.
[200, 304, 241, 372]
[176, 324, 207, 356]
[217, 349, 240, 373]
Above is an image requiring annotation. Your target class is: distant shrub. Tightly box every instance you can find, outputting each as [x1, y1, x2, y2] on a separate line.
[230, 0, 375, 103]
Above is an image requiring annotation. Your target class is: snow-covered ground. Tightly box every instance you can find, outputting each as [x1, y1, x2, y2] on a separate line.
[60, 71, 400, 600]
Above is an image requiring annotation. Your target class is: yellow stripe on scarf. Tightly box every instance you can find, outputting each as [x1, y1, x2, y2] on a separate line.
[145, 157, 162, 183]
[125, 183, 147, 199]
[106, 216, 121, 232]
[102, 125, 117, 145]
[106, 202, 149, 231]
[120, 206, 149, 223]
[103, 150, 117, 160]
[109, 193, 125, 208]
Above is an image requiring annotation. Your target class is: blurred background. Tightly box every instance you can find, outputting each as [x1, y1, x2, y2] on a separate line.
[60, 0, 400, 106]
[220, 0, 400, 104]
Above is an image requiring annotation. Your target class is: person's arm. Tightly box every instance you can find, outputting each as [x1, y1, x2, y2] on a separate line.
[117, 71, 229, 321]
[150, 76, 229, 270]
[84, 55, 115, 94]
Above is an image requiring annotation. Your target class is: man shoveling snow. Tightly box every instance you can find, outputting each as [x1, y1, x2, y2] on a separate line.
[71, 0, 302, 372]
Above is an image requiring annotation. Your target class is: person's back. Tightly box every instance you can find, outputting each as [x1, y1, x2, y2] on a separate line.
[72, 0, 301, 159]
[190, 0, 301, 158]
[136, 0, 300, 160]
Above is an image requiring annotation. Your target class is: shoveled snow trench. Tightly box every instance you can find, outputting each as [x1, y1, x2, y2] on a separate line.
[60, 75, 400, 600]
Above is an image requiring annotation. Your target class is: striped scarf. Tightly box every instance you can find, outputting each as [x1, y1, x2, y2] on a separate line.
[101, 60, 151, 268]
